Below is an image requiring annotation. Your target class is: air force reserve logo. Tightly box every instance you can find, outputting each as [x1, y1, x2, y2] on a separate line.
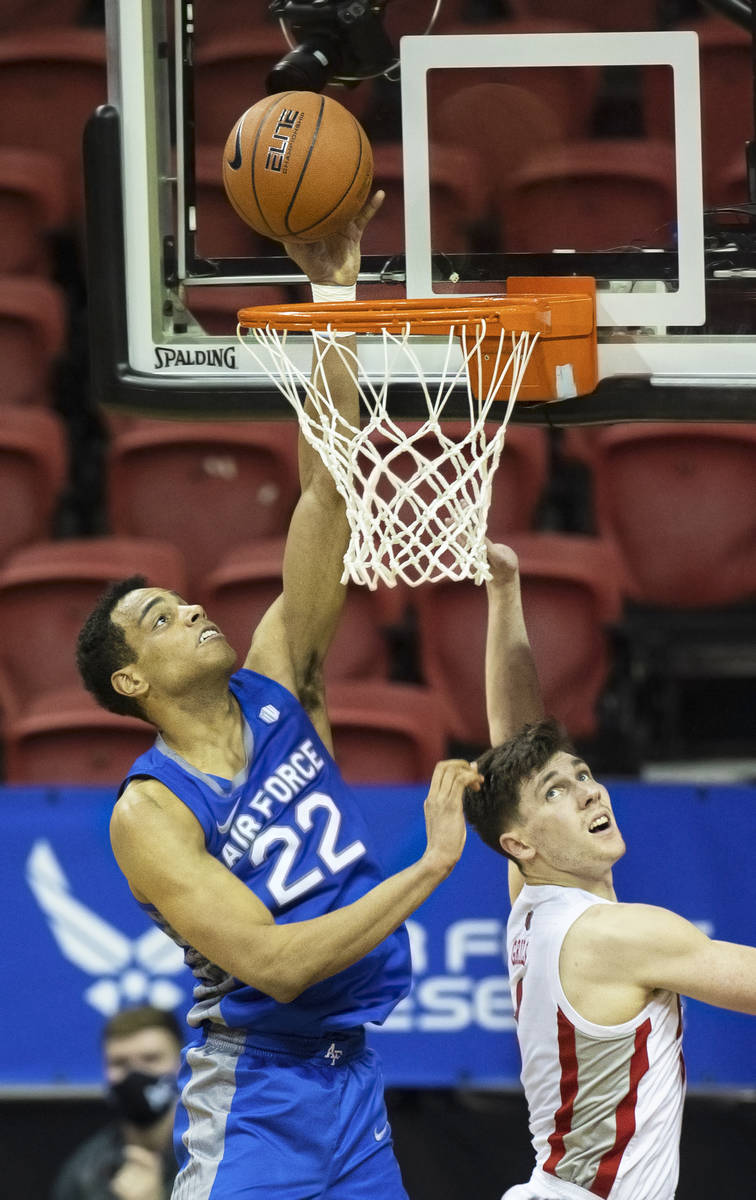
[25, 839, 187, 1017]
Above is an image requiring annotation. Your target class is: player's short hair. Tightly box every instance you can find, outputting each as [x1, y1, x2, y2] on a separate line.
[463, 718, 575, 862]
[76, 575, 148, 721]
[102, 1004, 183, 1049]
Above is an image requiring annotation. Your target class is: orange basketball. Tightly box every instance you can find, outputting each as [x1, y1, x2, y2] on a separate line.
[222, 90, 373, 243]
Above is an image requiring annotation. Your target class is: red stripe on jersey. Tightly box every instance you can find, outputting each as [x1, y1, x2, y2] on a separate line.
[543, 1007, 579, 1176]
[514, 978, 524, 1024]
[590, 1017, 652, 1198]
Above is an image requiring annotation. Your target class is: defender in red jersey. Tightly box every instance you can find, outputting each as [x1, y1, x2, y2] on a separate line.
[464, 543, 756, 1200]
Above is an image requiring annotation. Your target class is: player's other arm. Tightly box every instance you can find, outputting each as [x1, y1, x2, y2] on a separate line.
[245, 193, 384, 749]
[112, 759, 478, 1003]
[483, 541, 545, 902]
[574, 901, 756, 1015]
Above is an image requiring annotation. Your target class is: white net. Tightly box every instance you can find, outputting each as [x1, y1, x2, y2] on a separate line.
[238, 316, 539, 589]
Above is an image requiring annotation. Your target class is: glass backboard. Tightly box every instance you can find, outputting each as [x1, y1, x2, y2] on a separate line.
[86, 0, 756, 423]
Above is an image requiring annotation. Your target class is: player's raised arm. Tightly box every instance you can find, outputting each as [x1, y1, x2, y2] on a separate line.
[244, 192, 384, 747]
[112, 756, 480, 1002]
[479, 541, 545, 903]
[484, 541, 545, 744]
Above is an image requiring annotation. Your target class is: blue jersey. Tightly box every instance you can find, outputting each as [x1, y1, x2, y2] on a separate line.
[119, 668, 412, 1037]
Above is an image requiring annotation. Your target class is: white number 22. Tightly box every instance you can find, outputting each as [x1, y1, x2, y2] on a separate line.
[249, 792, 366, 906]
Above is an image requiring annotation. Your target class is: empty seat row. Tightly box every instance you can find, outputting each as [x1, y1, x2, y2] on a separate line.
[4, 405, 756, 607]
[0, 149, 71, 276]
[0, 276, 67, 406]
[0, 0, 663, 39]
[0, 13, 747, 259]
[0, 28, 107, 230]
[1, 677, 449, 787]
[0, 1, 90, 33]
[103, 416, 549, 590]
[195, 129, 680, 262]
[562, 424, 756, 608]
[0, 528, 623, 784]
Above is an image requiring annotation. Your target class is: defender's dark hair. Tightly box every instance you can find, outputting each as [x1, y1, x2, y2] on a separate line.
[76, 574, 148, 721]
[463, 718, 575, 862]
[102, 1004, 183, 1048]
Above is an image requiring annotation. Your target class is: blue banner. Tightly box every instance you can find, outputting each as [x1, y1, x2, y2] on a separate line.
[4, 782, 755, 1089]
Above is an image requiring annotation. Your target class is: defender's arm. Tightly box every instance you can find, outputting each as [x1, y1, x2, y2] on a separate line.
[484, 542, 545, 903]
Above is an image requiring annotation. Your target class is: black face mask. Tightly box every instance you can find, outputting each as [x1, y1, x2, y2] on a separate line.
[107, 1070, 178, 1127]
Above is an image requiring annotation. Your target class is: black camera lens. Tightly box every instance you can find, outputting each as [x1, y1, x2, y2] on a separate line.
[266, 37, 344, 94]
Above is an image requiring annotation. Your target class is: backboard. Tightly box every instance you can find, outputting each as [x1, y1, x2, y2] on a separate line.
[86, 0, 756, 423]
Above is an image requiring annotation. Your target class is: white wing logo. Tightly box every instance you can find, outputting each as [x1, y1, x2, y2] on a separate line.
[25, 839, 188, 1016]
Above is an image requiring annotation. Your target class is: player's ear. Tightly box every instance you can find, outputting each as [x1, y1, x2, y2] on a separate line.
[500, 830, 534, 862]
[111, 666, 148, 702]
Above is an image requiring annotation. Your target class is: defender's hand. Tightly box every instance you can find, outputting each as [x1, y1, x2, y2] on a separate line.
[282, 189, 384, 286]
[486, 539, 520, 587]
[422, 759, 483, 877]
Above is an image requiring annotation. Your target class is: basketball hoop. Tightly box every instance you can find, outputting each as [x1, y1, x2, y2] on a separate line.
[236, 283, 597, 590]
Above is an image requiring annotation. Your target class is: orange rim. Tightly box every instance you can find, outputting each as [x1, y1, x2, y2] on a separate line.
[236, 279, 599, 402]
[237, 294, 587, 337]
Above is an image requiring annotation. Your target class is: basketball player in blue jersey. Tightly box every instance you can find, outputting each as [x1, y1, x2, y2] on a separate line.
[76, 190, 482, 1200]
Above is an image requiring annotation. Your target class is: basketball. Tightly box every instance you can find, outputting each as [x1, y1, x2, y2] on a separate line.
[222, 91, 374, 243]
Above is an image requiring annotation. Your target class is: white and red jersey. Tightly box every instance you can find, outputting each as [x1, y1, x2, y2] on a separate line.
[506, 885, 686, 1200]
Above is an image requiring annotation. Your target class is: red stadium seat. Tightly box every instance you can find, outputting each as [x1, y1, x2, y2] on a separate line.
[193, 143, 279, 260]
[0, 29, 107, 226]
[0, 405, 67, 565]
[183, 284, 293, 337]
[3, 686, 154, 784]
[430, 82, 566, 222]
[106, 419, 301, 592]
[362, 141, 486, 257]
[383, 0, 470, 38]
[327, 681, 446, 783]
[0, 276, 67, 406]
[584, 423, 756, 608]
[414, 532, 623, 745]
[714, 149, 750, 209]
[193, 30, 373, 148]
[0, 148, 70, 276]
[0, 1, 86, 33]
[201, 537, 401, 682]
[190, 1, 279, 39]
[500, 138, 677, 252]
[508, 0, 659, 31]
[0, 536, 188, 714]
[642, 16, 752, 205]
[426, 19, 601, 139]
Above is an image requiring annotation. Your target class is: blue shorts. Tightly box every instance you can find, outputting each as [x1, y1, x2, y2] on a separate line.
[171, 1025, 409, 1199]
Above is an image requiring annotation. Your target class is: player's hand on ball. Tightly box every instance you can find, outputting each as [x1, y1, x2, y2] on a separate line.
[422, 759, 482, 877]
[283, 189, 385, 286]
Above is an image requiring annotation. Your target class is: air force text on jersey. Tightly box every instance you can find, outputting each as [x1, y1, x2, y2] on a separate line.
[220, 737, 340, 867]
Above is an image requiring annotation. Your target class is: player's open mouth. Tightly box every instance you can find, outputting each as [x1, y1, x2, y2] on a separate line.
[588, 814, 611, 833]
[198, 627, 221, 645]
